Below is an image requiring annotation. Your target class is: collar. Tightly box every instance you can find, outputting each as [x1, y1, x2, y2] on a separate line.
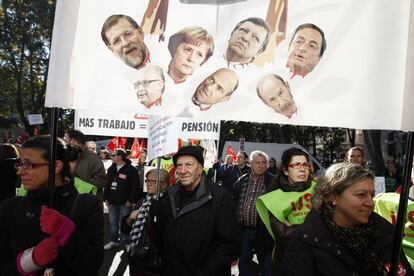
[27, 177, 77, 200]
[223, 54, 252, 69]
[277, 174, 311, 192]
[147, 95, 163, 108]
[136, 51, 151, 70]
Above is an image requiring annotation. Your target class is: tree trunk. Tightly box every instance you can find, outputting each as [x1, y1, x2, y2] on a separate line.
[363, 130, 386, 175]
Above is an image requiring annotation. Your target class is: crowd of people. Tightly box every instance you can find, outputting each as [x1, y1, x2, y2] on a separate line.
[1, 131, 414, 276]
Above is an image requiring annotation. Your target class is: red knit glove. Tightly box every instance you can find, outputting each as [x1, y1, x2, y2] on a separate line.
[33, 237, 59, 266]
[40, 205, 75, 246]
[17, 237, 59, 275]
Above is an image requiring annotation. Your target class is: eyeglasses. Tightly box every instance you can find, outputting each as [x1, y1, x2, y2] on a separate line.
[134, 79, 160, 89]
[288, 162, 311, 169]
[15, 161, 49, 170]
[145, 179, 157, 184]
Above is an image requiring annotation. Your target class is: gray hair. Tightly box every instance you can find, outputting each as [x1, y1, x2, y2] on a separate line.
[311, 162, 374, 215]
[146, 168, 170, 191]
[250, 150, 269, 166]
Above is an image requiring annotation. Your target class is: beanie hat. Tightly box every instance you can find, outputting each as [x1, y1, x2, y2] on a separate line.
[173, 146, 204, 167]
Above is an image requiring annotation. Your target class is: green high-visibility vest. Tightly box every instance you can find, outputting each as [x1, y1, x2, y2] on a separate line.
[18, 177, 97, 196]
[374, 192, 414, 268]
[256, 181, 316, 240]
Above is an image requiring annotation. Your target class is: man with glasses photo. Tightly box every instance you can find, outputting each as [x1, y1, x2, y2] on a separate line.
[133, 65, 165, 109]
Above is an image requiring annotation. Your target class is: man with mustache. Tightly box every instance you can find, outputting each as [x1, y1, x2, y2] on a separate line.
[192, 68, 238, 111]
[225, 17, 270, 65]
[257, 74, 297, 118]
[133, 65, 165, 108]
[168, 26, 214, 83]
[287, 23, 327, 77]
[101, 14, 150, 70]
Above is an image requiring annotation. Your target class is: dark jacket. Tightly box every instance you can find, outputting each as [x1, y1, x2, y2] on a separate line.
[268, 174, 314, 274]
[233, 171, 277, 252]
[155, 175, 240, 276]
[0, 159, 18, 204]
[104, 161, 141, 205]
[281, 209, 414, 276]
[73, 149, 107, 199]
[121, 198, 160, 276]
[222, 164, 251, 196]
[0, 181, 103, 275]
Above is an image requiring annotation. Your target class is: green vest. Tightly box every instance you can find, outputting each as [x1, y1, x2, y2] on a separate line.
[256, 181, 316, 240]
[374, 193, 414, 268]
[18, 177, 97, 196]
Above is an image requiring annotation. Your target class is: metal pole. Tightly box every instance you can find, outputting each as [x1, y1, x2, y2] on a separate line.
[48, 107, 59, 208]
[155, 156, 162, 200]
[153, 156, 162, 223]
[390, 132, 414, 275]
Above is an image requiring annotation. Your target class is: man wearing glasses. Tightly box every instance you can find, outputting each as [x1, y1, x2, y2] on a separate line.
[133, 65, 165, 109]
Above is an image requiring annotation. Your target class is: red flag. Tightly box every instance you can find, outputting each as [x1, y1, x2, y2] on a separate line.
[177, 139, 182, 150]
[227, 144, 237, 162]
[107, 136, 119, 151]
[130, 138, 140, 158]
[139, 139, 146, 152]
[119, 137, 127, 149]
[190, 139, 199, 146]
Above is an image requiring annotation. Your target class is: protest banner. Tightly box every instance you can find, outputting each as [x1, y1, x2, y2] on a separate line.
[45, 0, 414, 131]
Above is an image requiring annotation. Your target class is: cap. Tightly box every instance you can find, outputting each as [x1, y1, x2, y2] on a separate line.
[173, 146, 204, 167]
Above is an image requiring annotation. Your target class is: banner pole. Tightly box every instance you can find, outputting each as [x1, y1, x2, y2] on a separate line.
[390, 132, 414, 275]
[156, 156, 161, 200]
[48, 107, 59, 208]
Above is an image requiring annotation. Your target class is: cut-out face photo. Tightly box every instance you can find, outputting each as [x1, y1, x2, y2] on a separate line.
[192, 68, 238, 111]
[101, 14, 150, 70]
[133, 65, 165, 108]
[257, 74, 297, 118]
[226, 17, 270, 64]
[287, 23, 327, 77]
[168, 27, 214, 83]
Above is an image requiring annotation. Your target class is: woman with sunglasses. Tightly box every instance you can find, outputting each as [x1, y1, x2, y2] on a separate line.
[256, 147, 316, 275]
[0, 136, 103, 275]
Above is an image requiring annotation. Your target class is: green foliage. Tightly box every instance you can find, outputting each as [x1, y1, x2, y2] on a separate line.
[0, 0, 56, 133]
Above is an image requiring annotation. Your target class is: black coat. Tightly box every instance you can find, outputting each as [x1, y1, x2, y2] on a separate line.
[0, 181, 103, 275]
[281, 209, 414, 276]
[0, 159, 18, 204]
[155, 175, 240, 276]
[222, 164, 251, 196]
[104, 161, 141, 205]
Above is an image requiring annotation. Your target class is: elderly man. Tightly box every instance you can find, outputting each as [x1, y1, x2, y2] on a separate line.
[192, 68, 238, 111]
[101, 14, 150, 70]
[85, 141, 97, 153]
[233, 150, 277, 276]
[345, 146, 365, 166]
[153, 146, 240, 275]
[257, 74, 297, 118]
[133, 65, 165, 108]
[287, 23, 327, 77]
[168, 26, 214, 83]
[225, 17, 270, 64]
